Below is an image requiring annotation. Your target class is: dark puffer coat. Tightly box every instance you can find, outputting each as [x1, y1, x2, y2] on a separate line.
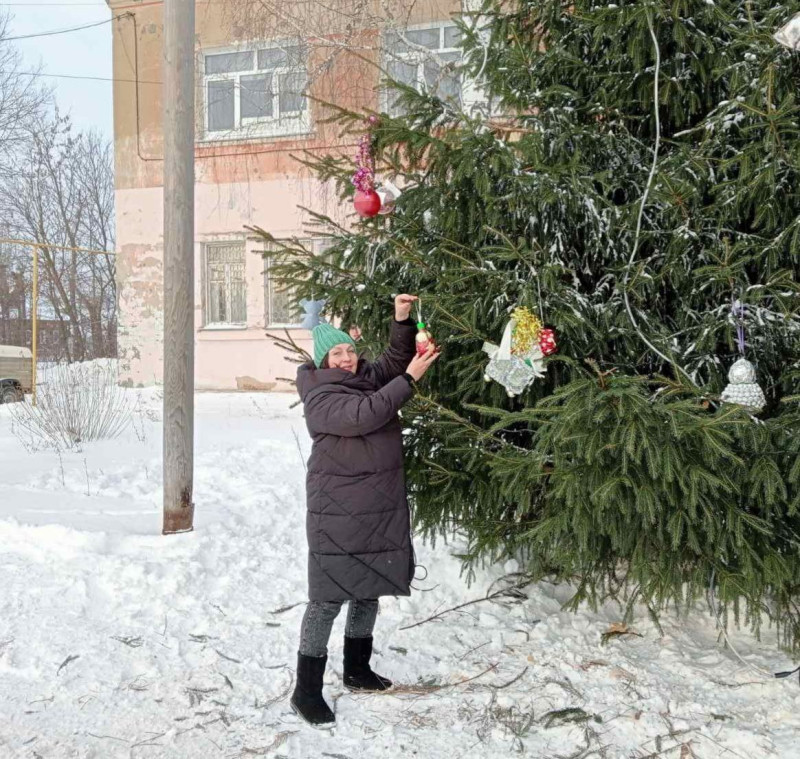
[296, 318, 418, 602]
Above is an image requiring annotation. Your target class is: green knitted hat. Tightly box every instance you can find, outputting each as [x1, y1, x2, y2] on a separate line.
[312, 323, 356, 368]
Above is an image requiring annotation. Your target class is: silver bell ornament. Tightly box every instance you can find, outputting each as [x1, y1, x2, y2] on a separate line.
[720, 358, 766, 413]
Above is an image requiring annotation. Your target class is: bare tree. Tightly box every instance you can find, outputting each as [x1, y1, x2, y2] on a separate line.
[0, 11, 51, 172]
[0, 10, 52, 350]
[0, 113, 116, 361]
[74, 131, 117, 358]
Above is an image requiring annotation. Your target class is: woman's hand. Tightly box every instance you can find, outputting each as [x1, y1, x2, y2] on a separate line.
[406, 345, 440, 382]
[395, 294, 418, 322]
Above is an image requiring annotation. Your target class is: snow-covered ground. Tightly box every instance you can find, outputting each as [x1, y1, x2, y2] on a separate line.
[1, 388, 798, 758]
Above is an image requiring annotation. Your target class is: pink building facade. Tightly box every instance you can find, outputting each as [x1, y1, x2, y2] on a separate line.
[108, 0, 461, 390]
[115, 172, 341, 391]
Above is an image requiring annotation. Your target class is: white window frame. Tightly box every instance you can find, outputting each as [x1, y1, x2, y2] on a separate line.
[200, 40, 311, 142]
[382, 22, 465, 116]
[264, 238, 334, 329]
[203, 241, 248, 329]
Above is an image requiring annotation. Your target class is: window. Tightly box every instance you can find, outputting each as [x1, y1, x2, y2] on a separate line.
[202, 42, 310, 140]
[383, 24, 463, 115]
[264, 238, 334, 328]
[204, 242, 246, 326]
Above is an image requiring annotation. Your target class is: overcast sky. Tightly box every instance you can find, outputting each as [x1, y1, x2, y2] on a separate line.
[3, 0, 113, 137]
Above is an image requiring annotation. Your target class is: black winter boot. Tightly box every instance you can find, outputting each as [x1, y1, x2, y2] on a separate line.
[343, 635, 393, 692]
[290, 652, 335, 727]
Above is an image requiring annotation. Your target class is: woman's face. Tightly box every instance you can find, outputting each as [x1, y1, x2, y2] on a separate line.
[326, 343, 357, 373]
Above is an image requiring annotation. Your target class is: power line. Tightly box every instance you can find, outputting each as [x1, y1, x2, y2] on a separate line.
[0, 68, 158, 84]
[122, 13, 355, 162]
[0, 13, 123, 42]
[0, 12, 362, 160]
[1, 65, 313, 115]
[0, 10, 374, 161]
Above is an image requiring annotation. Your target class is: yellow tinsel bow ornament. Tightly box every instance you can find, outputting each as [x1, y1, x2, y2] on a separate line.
[510, 307, 543, 356]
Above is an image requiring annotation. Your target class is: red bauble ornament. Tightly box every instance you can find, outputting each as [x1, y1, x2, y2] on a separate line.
[415, 322, 435, 356]
[354, 190, 381, 217]
[539, 327, 557, 356]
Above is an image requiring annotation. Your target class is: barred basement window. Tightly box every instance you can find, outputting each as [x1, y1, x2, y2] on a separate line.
[205, 242, 247, 326]
[264, 238, 334, 328]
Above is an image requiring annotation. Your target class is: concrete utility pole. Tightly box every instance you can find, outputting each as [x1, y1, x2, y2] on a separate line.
[162, 0, 196, 534]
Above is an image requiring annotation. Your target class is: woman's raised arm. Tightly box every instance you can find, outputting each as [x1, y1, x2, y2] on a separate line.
[370, 294, 419, 387]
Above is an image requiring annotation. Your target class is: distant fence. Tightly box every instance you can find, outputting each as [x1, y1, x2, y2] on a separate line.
[0, 238, 117, 365]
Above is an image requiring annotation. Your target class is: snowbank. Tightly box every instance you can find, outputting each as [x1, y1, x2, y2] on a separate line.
[0, 390, 797, 758]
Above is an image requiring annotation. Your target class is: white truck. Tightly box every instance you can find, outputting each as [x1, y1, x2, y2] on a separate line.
[0, 345, 32, 403]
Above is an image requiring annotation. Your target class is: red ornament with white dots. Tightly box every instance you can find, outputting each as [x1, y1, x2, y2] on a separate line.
[538, 328, 557, 356]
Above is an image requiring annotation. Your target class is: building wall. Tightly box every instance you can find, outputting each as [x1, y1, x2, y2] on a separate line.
[116, 175, 341, 390]
[108, 0, 458, 389]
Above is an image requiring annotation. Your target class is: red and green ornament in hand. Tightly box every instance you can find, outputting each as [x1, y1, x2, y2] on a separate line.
[415, 322, 435, 356]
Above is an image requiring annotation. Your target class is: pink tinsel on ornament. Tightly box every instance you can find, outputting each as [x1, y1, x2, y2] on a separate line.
[352, 133, 376, 194]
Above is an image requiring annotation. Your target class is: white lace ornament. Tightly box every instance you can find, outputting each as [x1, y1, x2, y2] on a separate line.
[482, 318, 546, 397]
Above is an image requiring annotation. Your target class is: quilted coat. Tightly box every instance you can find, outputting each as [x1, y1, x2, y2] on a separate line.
[296, 318, 418, 602]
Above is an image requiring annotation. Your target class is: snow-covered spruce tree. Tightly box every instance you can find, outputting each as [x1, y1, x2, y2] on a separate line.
[259, 2, 800, 648]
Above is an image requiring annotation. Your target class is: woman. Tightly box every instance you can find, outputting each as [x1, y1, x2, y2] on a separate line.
[291, 294, 439, 727]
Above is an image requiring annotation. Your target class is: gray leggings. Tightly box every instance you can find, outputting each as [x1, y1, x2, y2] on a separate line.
[299, 599, 379, 657]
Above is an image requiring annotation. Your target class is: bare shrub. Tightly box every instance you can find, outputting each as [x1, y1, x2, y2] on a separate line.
[9, 360, 132, 452]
